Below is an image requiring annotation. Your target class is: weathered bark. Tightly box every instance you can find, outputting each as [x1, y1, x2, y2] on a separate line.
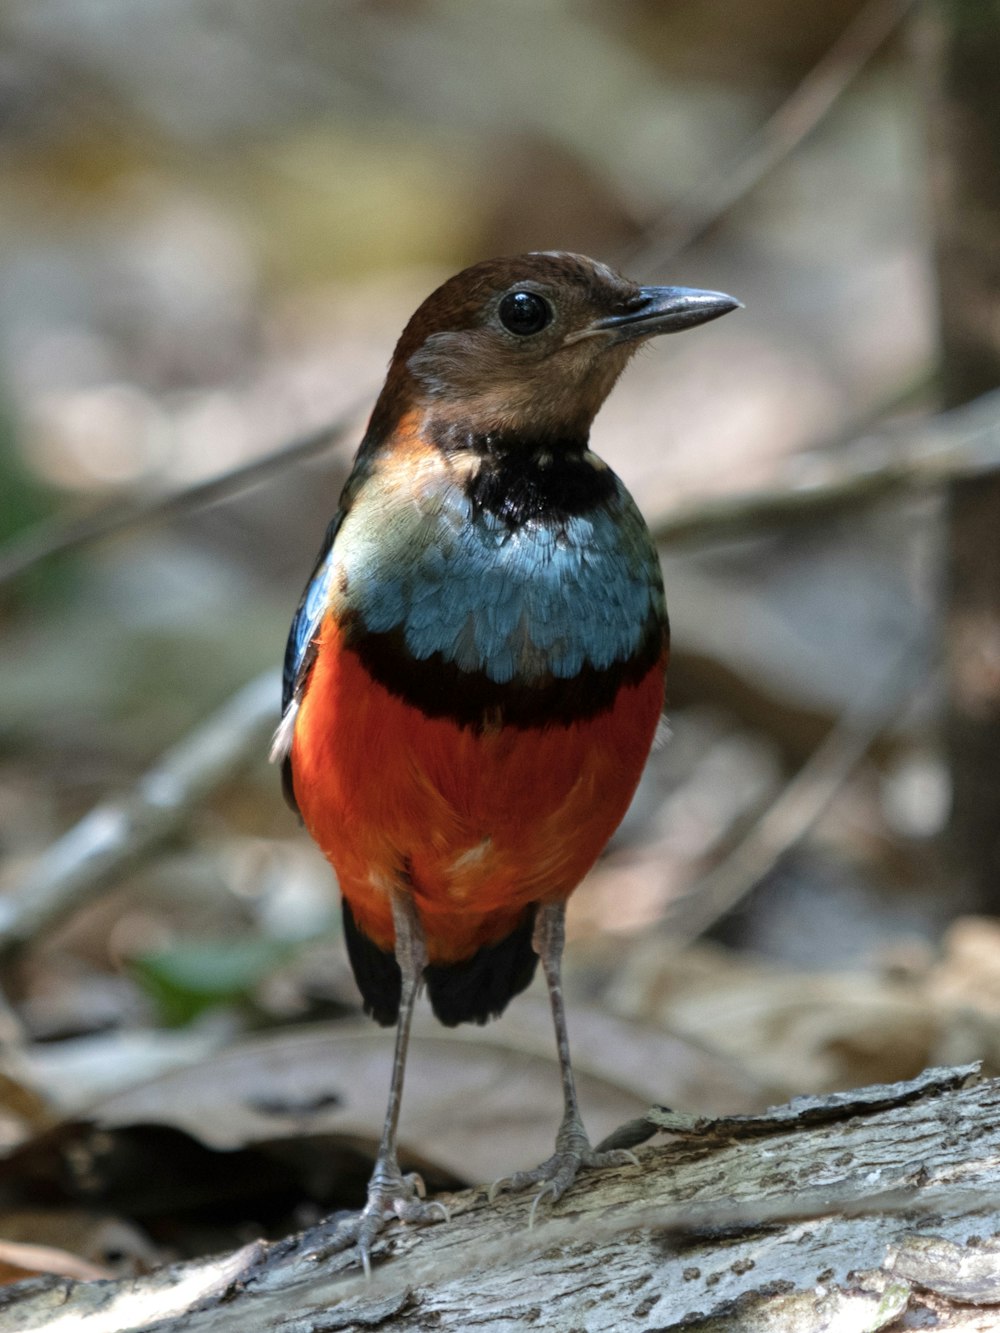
[1, 1065, 999, 1331]
[923, 0, 1000, 909]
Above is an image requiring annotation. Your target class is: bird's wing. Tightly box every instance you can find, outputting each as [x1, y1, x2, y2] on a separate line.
[271, 512, 343, 774]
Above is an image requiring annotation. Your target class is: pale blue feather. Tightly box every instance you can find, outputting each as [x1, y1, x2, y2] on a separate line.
[330, 468, 664, 683]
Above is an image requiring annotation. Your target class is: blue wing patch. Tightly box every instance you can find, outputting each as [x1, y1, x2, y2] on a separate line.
[281, 512, 343, 714]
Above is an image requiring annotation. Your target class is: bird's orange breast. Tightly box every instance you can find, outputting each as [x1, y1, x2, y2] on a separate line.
[291, 616, 666, 964]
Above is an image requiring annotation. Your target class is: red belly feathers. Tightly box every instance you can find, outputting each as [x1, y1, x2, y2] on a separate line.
[291, 615, 666, 964]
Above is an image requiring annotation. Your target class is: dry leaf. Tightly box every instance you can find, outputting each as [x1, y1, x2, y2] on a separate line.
[0, 1209, 160, 1277]
[0, 1236, 109, 1284]
[90, 997, 765, 1183]
[609, 939, 940, 1095]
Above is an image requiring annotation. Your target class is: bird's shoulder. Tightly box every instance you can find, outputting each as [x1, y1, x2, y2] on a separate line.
[278, 422, 465, 720]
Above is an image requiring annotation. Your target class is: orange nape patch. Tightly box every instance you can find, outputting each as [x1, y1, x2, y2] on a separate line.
[291, 618, 666, 965]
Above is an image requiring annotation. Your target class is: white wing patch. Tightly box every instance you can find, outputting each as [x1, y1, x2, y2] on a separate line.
[269, 700, 299, 765]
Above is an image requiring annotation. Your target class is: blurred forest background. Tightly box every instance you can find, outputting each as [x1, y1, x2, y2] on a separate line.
[1, 0, 1000, 1284]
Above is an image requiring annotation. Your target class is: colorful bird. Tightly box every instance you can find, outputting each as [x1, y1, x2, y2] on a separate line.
[273, 252, 739, 1272]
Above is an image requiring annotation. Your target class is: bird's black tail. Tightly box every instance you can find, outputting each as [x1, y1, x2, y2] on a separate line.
[425, 908, 539, 1026]
[342, 899, 538, 1028]
[342, 897, 402, 1027]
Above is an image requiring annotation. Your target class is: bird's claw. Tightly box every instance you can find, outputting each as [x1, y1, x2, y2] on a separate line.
[489, 1140, 639, 1224]
[301, 1166, 450, 1276]
[528, 1180, 559, 1228]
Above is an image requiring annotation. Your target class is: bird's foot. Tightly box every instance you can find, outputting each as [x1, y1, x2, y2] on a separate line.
[353, 1166, 450, 1276]
[302, 1162, 449, 1276]
[488, 1117, 638, 1226]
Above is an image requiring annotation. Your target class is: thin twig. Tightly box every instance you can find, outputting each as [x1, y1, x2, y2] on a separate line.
[664, 636, 925, 946]
[0, 672, 281, 964]
[623, 0, 916, 276]
[0, 409, 367, 588]
[647, 385, 1000, 545]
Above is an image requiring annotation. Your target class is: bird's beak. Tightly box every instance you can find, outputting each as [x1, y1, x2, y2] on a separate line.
[572, 286, 742, 345]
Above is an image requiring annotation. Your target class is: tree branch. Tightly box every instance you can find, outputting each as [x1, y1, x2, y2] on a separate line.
[624, 0, 916, 276]
[647, 385, 1000, 546]
[0, 1065, 997, 1330]
[662, 637, 925, 946]
[0, 672, 280, 965]
[0, 412, 365, 589]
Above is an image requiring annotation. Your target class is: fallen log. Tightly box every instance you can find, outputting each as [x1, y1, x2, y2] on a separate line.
[1, 1064, 997, 1332]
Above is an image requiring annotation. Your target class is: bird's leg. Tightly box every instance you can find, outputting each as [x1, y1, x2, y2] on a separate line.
[303, 888, 448, 1274]
[490, 900, 638, 1220]
[353, 887, 449, 1272]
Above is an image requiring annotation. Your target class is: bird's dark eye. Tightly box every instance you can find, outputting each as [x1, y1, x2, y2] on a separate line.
[498, 290, 552, 337]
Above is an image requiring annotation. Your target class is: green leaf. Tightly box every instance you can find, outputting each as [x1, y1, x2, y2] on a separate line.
[130, 936, 298, 1027]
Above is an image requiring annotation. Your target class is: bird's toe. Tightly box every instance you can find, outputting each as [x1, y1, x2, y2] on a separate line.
[297, 1165, 449, 1276]
[489, 1139, 640, 1223]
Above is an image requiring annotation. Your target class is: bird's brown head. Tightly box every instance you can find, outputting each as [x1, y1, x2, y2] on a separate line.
[368, 251, 740, 444]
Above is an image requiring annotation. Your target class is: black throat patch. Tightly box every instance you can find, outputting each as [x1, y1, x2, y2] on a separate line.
[434, 425, 618, 528]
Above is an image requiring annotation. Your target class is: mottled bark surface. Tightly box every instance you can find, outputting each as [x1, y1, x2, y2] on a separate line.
[1, 1066, 999, 1331]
